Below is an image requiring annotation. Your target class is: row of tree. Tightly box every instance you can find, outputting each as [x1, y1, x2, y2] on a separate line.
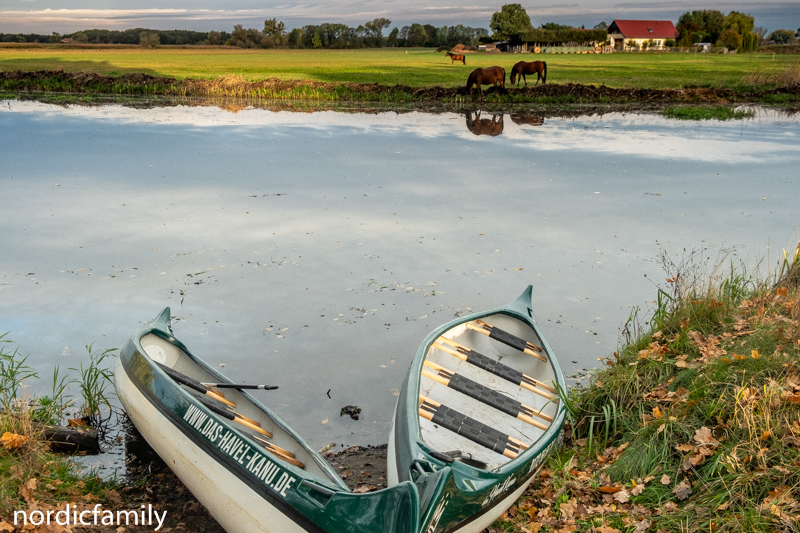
[676, 10, 798, 51]
[224, 19, 490, 49]
[0, 28, 219, 45]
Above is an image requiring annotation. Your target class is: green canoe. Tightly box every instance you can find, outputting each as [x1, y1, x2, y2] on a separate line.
[388, 286, 567, 533]
[115, 308, 421, 533]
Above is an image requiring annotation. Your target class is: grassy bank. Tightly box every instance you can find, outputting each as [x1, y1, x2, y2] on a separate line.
[492, 243, 800, 533]
[0, 341, 117, 527]
[1, 45, 799, 92]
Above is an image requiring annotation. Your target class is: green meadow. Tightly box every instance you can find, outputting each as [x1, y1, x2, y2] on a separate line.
[1, 45, 798, 90]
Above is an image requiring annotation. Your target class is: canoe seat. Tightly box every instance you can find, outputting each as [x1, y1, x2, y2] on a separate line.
[422, 363, 552, 428]
[419, 396, 526, 459]
[433, 338, 557, 399]
[467, 320, 547, 362]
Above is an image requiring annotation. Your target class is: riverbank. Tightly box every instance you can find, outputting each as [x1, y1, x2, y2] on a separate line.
[2, 69, 799, 111]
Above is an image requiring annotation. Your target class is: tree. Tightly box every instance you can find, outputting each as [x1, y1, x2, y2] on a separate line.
[540, 22, 572, 31]
[722, 11, 754, 36]
[386, 27, 399, 47]
[364, 17, 391, 45]
[139, 32, 160, 46]
[770, 29, 797, 44]
[406, 23, 428, 47]
[263, 19, 286, 45]
[717, 28, 742, 49]
[753, 26, 769, 39]
[593, 21, 608, 30]
[489, 4, 532, 40]
[73, 32, 89, 43]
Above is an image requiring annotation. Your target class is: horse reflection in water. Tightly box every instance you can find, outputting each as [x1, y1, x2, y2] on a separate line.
[465, 111, 504, 136]
[509, 113, 545, 127]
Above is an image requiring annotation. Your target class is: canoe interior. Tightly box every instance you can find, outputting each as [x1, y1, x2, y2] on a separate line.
[418, 312, 558, 472]
[139, 332, 342, 486]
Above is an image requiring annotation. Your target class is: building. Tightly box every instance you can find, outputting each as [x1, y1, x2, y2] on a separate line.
[607, 20, 679, 51]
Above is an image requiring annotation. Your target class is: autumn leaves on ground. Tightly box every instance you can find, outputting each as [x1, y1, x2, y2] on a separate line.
[490, 244, 800, 533]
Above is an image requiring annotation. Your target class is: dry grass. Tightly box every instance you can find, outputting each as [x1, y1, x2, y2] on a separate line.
[742, 62, 800, 87]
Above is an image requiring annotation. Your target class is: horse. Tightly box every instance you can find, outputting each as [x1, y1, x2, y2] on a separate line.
[510, 113, 544, 127]
[510, 60, 547, 86]
[465, 111, 504, 136]
[465, 66, 506, 96]
[445, 51, 466, 65]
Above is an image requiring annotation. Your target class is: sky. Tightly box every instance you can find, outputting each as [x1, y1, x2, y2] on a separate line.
[0, 0, 798, 35]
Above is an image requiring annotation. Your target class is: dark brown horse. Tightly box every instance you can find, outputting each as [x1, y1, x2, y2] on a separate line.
[445, 51, 466, 65]
[510, 113, 544, 127]
[465, 111, 504, 136]
[510, 60, 547, 86]
[466, 66, 505, 95]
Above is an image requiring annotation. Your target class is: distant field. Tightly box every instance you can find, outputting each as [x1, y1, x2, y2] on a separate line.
[1, 45, 798, 90]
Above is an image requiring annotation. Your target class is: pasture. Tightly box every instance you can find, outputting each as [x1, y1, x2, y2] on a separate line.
[1, 44, 798, 90]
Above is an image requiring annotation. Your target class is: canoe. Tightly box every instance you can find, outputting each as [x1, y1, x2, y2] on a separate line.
[388, 286, 566, 533]
[115, 308, 421, 533]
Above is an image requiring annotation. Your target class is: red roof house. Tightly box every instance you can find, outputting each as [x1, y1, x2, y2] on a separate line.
[607, 20, 678, 50]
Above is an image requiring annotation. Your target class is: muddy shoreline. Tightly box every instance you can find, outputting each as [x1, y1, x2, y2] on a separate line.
[2, 69, 799, 115]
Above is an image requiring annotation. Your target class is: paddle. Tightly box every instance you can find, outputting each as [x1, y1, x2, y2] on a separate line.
[201, 383, 279, 390]
[422, 360, 553, 430]
[466, 320, 548, 362]
[418, 395, 527, 459]
[433, 337, 557, 399]
[191, 392, 273, 438]
[156, 362, 237, 408]
[250, 434, 305, 469]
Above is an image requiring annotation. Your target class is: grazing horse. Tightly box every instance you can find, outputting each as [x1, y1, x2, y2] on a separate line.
[445, 51, 466, 65]
[465, 66, 506, 96]
[510, 60, 547, 86]
[465, 111, 504, 136]
[510, 113, 544, 126]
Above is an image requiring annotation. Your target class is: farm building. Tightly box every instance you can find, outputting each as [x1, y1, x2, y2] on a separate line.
[607, 20, 679, 51]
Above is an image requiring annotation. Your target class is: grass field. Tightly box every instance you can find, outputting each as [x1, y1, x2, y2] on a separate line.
[1, 44, 799, 90]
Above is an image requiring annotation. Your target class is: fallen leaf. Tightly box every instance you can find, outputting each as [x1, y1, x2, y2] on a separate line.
[694, 427, 720, 447]
[20, 478, 37, 504]
[1, 432, 28, 449]
[660, 474, 671, 485]
[0, 521, 15, 532]
[613, 488, 631, 503]
[673, 479, 692, 500]
[321, 418, 328, 424]
[352, 485, 376, 493]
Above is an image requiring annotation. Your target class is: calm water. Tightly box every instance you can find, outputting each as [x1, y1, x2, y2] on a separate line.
[1, 100, 798, 453]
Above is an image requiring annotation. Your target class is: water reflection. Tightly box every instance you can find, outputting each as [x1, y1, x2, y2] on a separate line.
[465, 110, 504, 136]
[0, 101, 797, 451]
[509, 113, 545, 127]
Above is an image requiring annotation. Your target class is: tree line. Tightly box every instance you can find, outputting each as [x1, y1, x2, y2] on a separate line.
[2, 5, 797, 51]
[676, 10, 798, 51]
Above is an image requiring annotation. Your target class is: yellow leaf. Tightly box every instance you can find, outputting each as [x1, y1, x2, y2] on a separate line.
[750, 350, 761, 359]
[760, 431, 771, 440]
[653, 407, 663, 419]
[1, 432, 28, 450]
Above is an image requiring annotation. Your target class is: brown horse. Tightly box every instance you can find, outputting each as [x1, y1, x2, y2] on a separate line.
[465, 111, 504, 136]
[510, 60, 547, 86]
[466, 66, 506, 95]
[510, 113, 544, 127]
[445, 51, 466, 65]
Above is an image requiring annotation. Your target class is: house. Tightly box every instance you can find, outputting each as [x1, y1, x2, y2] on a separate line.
[607, 20, 679, 51]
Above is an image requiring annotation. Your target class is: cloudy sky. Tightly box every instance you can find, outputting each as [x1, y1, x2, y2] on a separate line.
[1, 0, 797, 35]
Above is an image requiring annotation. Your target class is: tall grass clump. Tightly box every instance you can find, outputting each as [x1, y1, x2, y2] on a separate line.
[742, 62, 800, 88]
[0, 338, 119, 521]
[495, 242, 800, 533]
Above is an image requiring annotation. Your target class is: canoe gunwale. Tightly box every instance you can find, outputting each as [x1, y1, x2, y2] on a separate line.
[124, 312, 349, 489]
[392, 285, 568, 533]
[410, 308, 566, 476]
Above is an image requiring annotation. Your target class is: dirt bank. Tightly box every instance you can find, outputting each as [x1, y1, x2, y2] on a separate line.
[2, 69, 799, 108]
